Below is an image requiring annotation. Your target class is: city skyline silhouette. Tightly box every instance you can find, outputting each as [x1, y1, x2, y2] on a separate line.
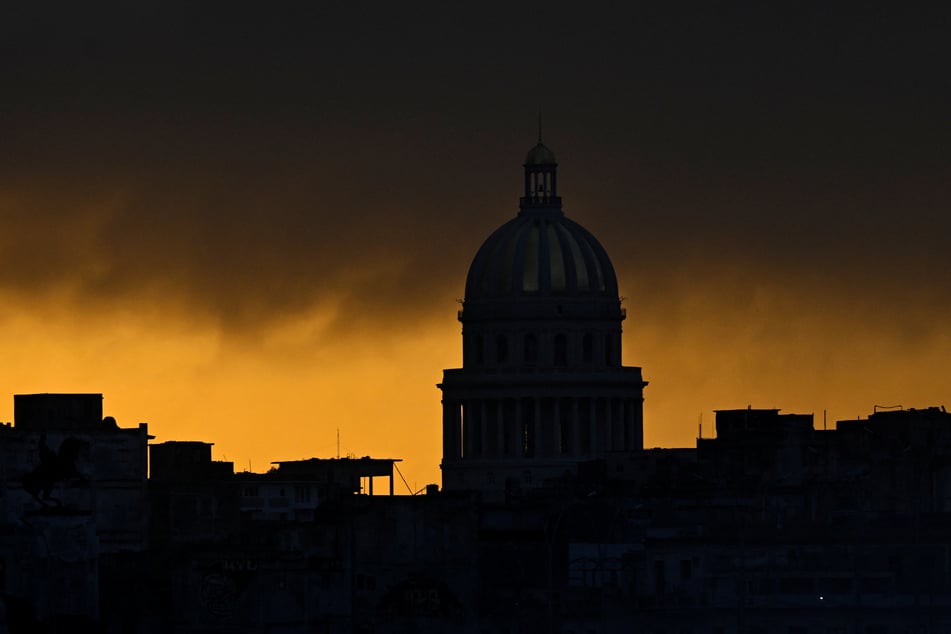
[1, 4, 949, 491]
[3, 6, 951, 631]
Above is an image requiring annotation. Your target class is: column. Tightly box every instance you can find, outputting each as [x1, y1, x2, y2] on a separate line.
[496, 399, 504, 457]
[514, 398, 523, 458]
[442, 401, 455, 460]
[589, 398, 598, 455]
[459, 401, 465, 459]
[480, 401, 489, 458]
[572, 398, 580, 457]
[531, 397, 540, 458]
[618, 398, 627, 451]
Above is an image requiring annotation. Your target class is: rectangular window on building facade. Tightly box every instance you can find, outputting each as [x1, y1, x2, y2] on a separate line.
[654, 560, 665, 596]
[295, 485, 311, 503]
[680, 559, 691, 581]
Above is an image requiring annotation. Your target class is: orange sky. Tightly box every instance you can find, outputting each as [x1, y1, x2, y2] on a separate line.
[2, 5, 950, 489]
[1, 233, 949, 489]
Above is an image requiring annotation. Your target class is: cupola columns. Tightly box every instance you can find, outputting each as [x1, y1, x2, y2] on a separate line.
[521, 138, 561, 210]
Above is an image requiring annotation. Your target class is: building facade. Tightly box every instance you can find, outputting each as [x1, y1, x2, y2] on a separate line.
[0, 393, 150, 627]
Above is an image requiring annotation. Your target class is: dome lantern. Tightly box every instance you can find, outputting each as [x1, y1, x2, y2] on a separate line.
[520, 122, 560, 210]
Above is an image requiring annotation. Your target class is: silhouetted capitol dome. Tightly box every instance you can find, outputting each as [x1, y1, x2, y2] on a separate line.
[464, 208, 619, 300]
[440, 137, 647, 500]
[466, 139, 618, 302]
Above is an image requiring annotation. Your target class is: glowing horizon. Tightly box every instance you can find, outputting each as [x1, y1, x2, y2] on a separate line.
[2, 256, 948, 491]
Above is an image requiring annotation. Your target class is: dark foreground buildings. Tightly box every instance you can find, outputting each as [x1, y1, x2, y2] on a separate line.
[2, 144, 950, 633]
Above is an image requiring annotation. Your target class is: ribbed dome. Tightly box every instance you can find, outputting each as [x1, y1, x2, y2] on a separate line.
[465, 209, 619, 300]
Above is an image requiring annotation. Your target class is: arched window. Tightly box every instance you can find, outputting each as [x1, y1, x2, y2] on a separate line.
[582, 333, 593, 363]
[554, 334, 567, 366]
[524, 334, 537, 364]
[496, 335, 508, 363]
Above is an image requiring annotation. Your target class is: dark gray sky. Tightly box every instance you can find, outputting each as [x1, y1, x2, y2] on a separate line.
[3, 3, 949, 328]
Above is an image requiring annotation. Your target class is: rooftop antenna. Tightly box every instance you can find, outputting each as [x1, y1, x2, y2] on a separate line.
[336, 427, 340, 459]
[393, 462, 415, 495]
